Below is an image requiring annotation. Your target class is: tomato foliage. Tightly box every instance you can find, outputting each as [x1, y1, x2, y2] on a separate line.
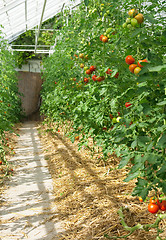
[40, 0, 166, 199]
[0, 30, 22, 162]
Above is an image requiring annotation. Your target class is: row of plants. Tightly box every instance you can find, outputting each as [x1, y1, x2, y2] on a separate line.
[0, 29, 22, 181]
[40, 0, 166, 238]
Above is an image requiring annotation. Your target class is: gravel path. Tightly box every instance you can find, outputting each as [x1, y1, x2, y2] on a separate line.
[0, 122, 64, 240]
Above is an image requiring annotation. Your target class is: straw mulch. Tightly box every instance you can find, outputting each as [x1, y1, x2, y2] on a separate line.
[38, 122, 166, 240]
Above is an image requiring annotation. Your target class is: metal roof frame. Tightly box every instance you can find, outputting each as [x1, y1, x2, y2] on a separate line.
[0, 0, 81, 54]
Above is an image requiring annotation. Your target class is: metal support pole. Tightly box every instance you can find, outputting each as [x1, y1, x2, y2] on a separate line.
[35, 0, 47, 53]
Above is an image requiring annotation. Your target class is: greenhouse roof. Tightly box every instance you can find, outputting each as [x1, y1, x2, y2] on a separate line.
[0, 0, 81, 52]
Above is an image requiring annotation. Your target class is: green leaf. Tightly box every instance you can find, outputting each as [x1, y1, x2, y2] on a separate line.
[162, 182, 166, 194]
[118, 155, 131, 169]
[124, 172, 140, 182]
[157, 165, 166, 180]
[157, 134, 166, 148]
[148, 65, 166, 72]
[84, 0, 89, 6]
[131, 139, 137, 149]
[145, 14, 158, 24]
[157, 100, 166, 106]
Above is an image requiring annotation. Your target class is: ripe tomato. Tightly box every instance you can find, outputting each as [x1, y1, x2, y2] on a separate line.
[125, 102, 132, 108]
[125, 55, 135, 65]
[75, 136, 79, 140]
[148, 203, 159, 214]
[80, 63, 84, 68]
[100, 34, 104, 41]
[134, 67, 142, 75]
[55, 81, 57, 84]
[96, 76, 102, 82]
[134, 13, 144, 24]
[92, 75, 97, 81]
[129, 64, 138, 73]
[128, 9, 138, 17]
[106, 68, 112, 75]
[109, 114, 113, 119]
[89, 65, 96, 72]
[150, 197, 158, 204]
[84, 77, 89, 83]
[102, 36, 108, 43]
[137, 59, 148, 68]
[0, 161, 2, 165]
[73, 78, 76, 81]
[139, 197, 143, 202]
[115, 72, 119, 78]
[160, 200, 166, 211]
[79, 53, 84, 59]
[86, 69, 92, 75]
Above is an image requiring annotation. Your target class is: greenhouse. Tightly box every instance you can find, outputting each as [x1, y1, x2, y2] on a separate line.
[0, 0, 166, 239]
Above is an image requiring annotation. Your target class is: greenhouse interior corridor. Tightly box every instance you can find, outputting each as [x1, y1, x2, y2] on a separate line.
[0, 0, 166, 240]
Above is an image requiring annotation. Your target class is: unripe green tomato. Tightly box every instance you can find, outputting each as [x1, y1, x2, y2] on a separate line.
[126, 18, 131, 24]
[112, 118, 117, 123]
[106, 10, 110, 14]
[101, 7, 104, 11]
[100, 12, 103, 16]
[127, 24, 132, 29]
[106, 28, 112, 34]
[107, 34, 110, 38]
[131, 18, 138, 27]
[116, 117, 121, 122]
[104, 32, 107, 36]
[122, 23, 127, 28]
[89, 9, 92, 14]
[84, 66, 89, 71]
[104, 13, 107, 17]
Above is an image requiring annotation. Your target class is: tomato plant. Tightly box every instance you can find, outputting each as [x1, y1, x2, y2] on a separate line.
[40, 0, 166, 203]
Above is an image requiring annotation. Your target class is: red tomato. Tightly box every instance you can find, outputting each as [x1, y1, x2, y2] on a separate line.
[137, 59, 148, 68]
[100, 34, 104, 41]
[102, 36, 108, 43]
[129, 64, 137, 73]
[115, 72, 119, 78]
[139, 197, 143, 202]
[125, 102, 132, 108]
[90, 65, 96, 72]
[84, 77, 89, 83]
[109, 114, 113, 119]
[148, 203, 159, 214]
[92, 75, 97, 81]
[160, 200, 166, 211]
[125, 55, 135, 65]
[86, 69, 92, 75]
[0, 161, 2, 165]
[96, 76, 102, 82]
[106, 68, 112, 75]
[55, 81, 57, 84]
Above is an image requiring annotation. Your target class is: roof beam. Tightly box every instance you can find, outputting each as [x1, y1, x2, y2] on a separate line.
[35, 0, 47, 53]
[0, 0, 25, 15]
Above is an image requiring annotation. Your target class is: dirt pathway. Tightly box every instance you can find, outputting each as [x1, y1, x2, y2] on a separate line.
[0, 122, 64, 240]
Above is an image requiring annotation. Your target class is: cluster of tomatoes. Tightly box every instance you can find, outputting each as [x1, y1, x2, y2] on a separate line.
[140, 196, 166, 214]
[99, 34, 108, 43]
[125, 55, 148, 75]
[123, 8, 144, 29]
[148, 197, 166, 214]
